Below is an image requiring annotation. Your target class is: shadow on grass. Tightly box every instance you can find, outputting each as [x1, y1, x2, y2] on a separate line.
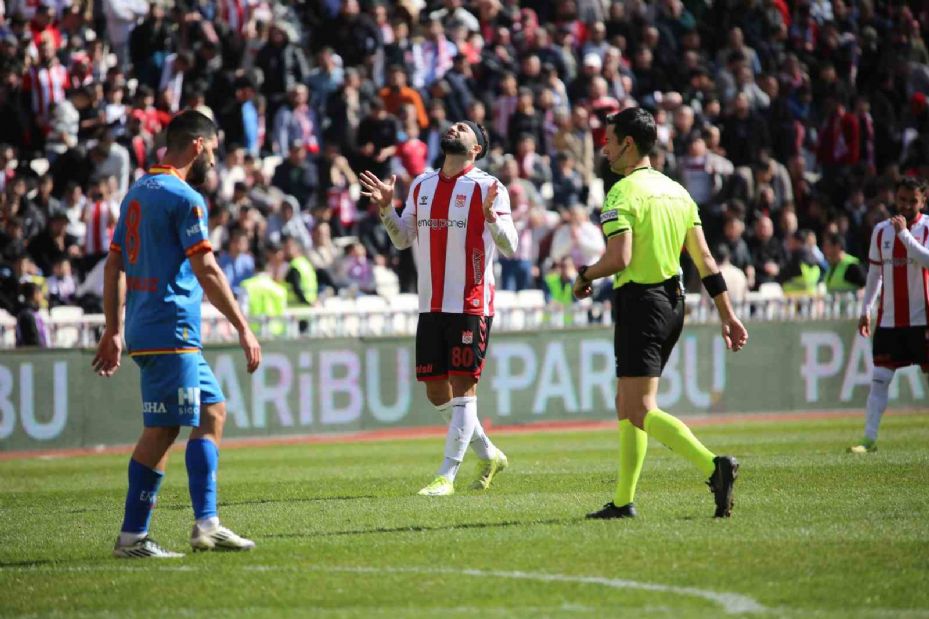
[262, 516, 582, 539]
[55, 495, 380, 515]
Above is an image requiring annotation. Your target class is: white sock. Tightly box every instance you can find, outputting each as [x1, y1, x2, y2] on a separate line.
[865, 366, 894, 441]
[119, 531, 146, 545]
[470, 418, 497, 461]
[196, 516, 220, 530]
[437, 396, 478, 481]
[434, 400, 452, 424]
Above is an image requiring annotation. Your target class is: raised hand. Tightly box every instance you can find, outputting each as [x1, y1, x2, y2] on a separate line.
[359, 171, 396, 211]
[482, 182, 499, 223]
[891, 215, 906, 233]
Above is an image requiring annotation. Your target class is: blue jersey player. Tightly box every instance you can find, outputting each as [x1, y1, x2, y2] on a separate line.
[93, 111, 262, 558]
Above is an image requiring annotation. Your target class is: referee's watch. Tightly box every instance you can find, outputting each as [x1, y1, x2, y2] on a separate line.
[577, 265, 591, 284]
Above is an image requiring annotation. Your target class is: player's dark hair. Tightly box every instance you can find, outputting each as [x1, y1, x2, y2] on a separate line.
[823, 232, 845, 250]
[165, 110, 217, 153]
[607, 107, 657, 157]
[896, 176, 926, 194]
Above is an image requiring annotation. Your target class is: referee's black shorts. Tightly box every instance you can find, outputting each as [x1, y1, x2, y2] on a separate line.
[613, 277, 685, 378]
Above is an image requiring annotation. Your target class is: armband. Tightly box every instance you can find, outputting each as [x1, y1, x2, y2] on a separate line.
[577, 265, 590, 284]
[701, 272, 727, 298]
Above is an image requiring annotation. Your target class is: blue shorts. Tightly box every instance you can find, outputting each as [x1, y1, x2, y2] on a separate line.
[133, 353, 225, 427]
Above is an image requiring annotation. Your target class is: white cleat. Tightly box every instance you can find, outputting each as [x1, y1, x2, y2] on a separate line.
[190, 523, 256, 552]
[113, 536, 184, 559]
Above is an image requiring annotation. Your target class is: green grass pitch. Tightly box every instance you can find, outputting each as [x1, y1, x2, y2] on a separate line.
[1, 414, 927, 618]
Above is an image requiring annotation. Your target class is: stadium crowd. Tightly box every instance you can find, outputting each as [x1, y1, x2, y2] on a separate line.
[1, 0, 928, 346]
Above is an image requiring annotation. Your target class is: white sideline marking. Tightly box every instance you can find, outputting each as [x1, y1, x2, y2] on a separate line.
[1, 563, 765, 614]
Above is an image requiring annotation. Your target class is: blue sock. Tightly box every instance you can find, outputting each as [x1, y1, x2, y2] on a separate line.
[185, 438, 219, 520]
[121, 459, 164, 534]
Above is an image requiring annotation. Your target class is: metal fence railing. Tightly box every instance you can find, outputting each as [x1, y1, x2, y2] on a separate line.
[0, 291, 864, 349]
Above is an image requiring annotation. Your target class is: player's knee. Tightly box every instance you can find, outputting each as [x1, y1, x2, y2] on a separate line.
[200, 403, 227, 428]
[424, 384, 450, 407]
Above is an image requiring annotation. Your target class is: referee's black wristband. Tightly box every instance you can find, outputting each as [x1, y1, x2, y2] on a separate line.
[701, 272, 728, 298]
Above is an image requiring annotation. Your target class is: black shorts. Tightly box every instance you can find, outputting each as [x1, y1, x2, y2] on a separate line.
[415, 313, 493, 381]
[872, 327, 929, 369]
[614, 278, 685, 378]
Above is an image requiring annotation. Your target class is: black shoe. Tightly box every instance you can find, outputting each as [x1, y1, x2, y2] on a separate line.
[706, 456, 739, 518]
[586, 502, 637, 519]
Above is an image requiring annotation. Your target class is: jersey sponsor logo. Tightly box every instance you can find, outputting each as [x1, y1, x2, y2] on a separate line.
[127, 276, 158, 292]
[462, 330, 473, 344]
[472, 249, 484, 284]
[187, 223, 206, 236]
[599, 209, 619, 223]
[415, 363, 434, 375]
[143, 401, 167, 414]
[178, 387, 201, 406]
[418, 219, 466, 229]
[139, 490, 158, 503]
[454, 194, 467, 208]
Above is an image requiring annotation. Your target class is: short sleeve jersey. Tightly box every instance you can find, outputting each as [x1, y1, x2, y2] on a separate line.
[599, 167, 702, 289]
[110, 166, 213, 355]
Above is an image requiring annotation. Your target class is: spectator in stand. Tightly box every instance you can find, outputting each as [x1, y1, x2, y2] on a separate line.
[271, 139, 319, 210]
[220, 75, 261, 157]
[823, 231, 866, 294]
[750, 214, 786, 288]
[272, 84, 321, 158]
[22, 32, 69, 144]
[267, 195, 312, 250]
[338, 242, 376, 295]
[551, 152, 585, 211]
[721, 92, 771, 168]
[81, 177, 117, 272]
[679, 135, 734, 210]
[28, 208, 79, 277]
[255, 21, 309, 120]
[15, 281, 49, 348]
[513, 133, 550, 190]
[380, 65, 429, 132]
[218, 228, 256, 300]
[46, 256, 77, 307]
[712, 244, 748, 304]
[353, 98, 398, 180]
[307, 221, 339, 292]
[282, 234, 318, 307]
[780, 229, 823, 295]
[549, 205, 605, 268]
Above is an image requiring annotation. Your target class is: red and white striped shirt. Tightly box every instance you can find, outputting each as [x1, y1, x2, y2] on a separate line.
[84, 200, 116, 256]
[868, 216, 929, 328]
[23, 61, 69, 124]
[381, 166, 518, 316]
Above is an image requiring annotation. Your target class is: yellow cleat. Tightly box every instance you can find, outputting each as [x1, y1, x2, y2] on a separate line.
[470, 451, 508, 490]
[417, 476, 455, 496]
[847, 438, 877, 454]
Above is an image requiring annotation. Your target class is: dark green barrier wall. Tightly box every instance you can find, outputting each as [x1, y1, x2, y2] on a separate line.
[1, 321, 925, 452]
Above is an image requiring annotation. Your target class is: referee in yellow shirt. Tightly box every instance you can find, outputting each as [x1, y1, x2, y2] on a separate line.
[575, 108, 749, 519]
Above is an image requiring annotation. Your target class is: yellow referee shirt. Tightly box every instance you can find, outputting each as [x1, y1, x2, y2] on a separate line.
[599, 167, 701, 289]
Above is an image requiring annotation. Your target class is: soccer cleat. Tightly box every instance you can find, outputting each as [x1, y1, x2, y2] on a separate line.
[417, 476, 455, 496]
[113, 536, 184, 559]
[706, 455, 739, 518]
[190, 523, 256, 552]
[586, 502, 637, 519]
[847, 437, 877, 454]
[470, 450, 509, 490]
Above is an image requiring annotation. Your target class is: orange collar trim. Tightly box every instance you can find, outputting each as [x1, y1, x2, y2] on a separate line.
[148, 165, 182, 179]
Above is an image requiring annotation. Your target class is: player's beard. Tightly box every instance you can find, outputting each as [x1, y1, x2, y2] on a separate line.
[186, 150, 211, 188]
[440, 135, 469, 156]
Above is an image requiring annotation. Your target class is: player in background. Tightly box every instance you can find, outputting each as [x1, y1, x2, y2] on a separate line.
[358, 121, 518, 496]
[851, 178, 928, 453]
[94, 110, 262, 558]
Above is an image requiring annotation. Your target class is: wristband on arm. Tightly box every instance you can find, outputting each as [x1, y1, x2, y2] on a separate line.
[701, 272, 728, 298]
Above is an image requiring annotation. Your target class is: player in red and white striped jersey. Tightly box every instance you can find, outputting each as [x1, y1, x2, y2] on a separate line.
[360, 120, 518, 496]
[852, 177, 928, 453]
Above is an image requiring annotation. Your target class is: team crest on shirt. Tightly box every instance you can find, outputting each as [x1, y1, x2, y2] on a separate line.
[462, 330, 473, 344]
[193, 207, 203, 219]
[454, 194, 467, 208]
